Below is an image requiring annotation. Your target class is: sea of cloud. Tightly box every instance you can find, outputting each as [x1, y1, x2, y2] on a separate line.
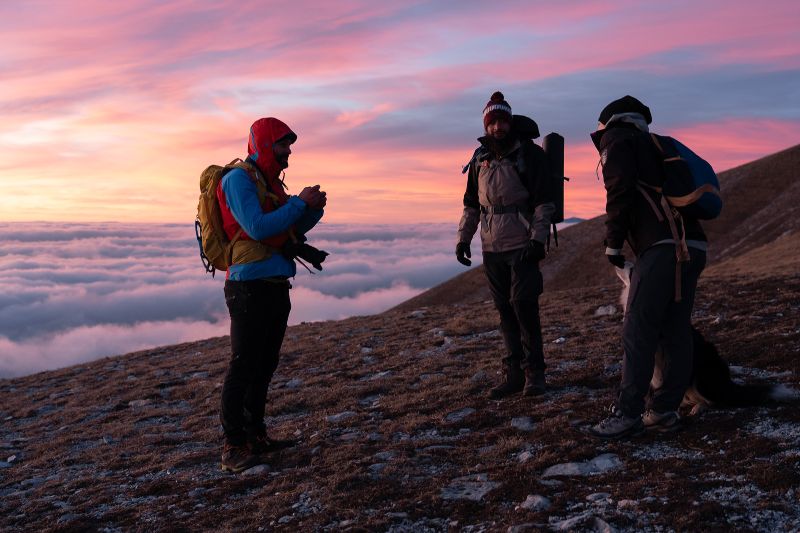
[0, 221, 475, 378]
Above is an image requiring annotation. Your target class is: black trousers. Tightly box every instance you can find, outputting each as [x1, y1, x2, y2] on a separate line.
[618, 245, 706, 416]
[220, 279, 291, 446]
[483, 249, 545, 371]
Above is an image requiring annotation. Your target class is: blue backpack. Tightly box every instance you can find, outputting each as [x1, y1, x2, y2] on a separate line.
[650, 134, 722, 220]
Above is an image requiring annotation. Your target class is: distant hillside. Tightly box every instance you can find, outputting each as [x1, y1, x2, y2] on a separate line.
[393, 143, 800, 312]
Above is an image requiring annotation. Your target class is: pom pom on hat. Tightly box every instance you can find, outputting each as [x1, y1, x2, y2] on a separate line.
[483, 91, 512, 130]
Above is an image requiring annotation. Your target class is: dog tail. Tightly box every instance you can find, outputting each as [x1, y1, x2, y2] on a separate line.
[715, 382, 790, 407]
[766, 384, 800, 403]
[692, 328, 799, 407]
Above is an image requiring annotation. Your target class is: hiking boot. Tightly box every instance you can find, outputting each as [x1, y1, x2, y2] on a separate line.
[589, 405, 644, 440]
[489, 363, 525, 399]
[221, 442, 261, 473]
[642, 409, 681, 432]
[248, 433, 298, 456]
[523, 368, 546, 396]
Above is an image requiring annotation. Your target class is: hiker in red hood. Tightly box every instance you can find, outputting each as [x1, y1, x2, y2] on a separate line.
[216, 117, 328, 473]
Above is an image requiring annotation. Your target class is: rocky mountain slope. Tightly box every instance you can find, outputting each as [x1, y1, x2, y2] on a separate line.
[1, 145, 799, 532]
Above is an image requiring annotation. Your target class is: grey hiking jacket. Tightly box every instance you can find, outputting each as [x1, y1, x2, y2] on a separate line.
[458, 136, 555, 253]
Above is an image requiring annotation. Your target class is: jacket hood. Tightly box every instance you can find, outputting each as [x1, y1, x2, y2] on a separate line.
[247, 117, 297, 179]
[590, 121, 639, 152]
[512, 114, 540, 139]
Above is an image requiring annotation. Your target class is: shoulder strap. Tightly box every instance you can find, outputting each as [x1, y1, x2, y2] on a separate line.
[462, 146, 488, 174]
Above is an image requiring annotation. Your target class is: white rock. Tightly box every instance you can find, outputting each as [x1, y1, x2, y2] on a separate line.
[594, 305, 617, 317]
[409, 310, 426, 318]
[616, 499, 637, 509]
[511, 417, 535, 432]
[586, 492, 611, 502]
[552, 337, 566, 344]
[374, 451, 395, 461]
[517, 451, 535, 463]
[518, 494, 550, 511]
[326, 411, 357, 423]
[128, 399, 152, 408]
[440, 473, 500, 501]
[550, 511, 592, 531]
[542, 453, 622, 477]
[368, 463, 387, 474]
[243, 464, 271, 475]
[444, 408, 476, 423]
[471, 371, 488, 382]
[285, 378, 303, 389]
[360, 347, 373, 354]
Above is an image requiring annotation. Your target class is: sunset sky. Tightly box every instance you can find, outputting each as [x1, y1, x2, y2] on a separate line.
[1, 1, 798, 224]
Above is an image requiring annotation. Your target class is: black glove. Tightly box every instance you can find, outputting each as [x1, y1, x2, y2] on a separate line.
[519, 240, 546, 264]
[455, 242, 471, 266]
[296, 243, 329, 271]
[607, 253, 626, 269]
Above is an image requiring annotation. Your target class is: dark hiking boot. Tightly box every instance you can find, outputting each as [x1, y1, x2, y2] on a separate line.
[642, 409, 681, 432]
[589, 405, 644, 440]
[221, 442, 261, 473]
[489, 364, 525, 399]
[248, 433, 298, 456]
[523, 368, 546, 396]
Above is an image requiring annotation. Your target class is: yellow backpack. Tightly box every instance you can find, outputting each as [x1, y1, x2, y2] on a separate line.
[195, 158, 248, 277]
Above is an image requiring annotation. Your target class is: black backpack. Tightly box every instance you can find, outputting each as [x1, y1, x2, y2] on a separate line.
[462, 115, 567, 248]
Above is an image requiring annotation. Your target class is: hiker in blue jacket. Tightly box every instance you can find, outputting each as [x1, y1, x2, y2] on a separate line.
[217, 117, 327, 472]
[588, 96, 707, 439]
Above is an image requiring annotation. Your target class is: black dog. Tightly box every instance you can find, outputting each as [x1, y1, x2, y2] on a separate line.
[617, 263, 796, 415]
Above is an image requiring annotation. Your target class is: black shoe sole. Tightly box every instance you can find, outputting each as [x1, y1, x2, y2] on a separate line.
[523, 387, 546, 397]
[221, 457, 263, 473]
[489, 390, 523, 399]
[644, 422, 681, 433]
[588, 425, 645, 440]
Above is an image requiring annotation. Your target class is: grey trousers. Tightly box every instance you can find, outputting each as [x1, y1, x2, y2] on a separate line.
[618, 244, 706, 416]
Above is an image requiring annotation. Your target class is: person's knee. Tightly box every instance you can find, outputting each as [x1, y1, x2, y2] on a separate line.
[229, 353, 259, 376]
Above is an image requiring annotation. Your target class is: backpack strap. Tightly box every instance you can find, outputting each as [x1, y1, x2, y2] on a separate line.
[636, 179, 690, 302]
[221, 159, 289, 262]
[462, 146, 490, 174]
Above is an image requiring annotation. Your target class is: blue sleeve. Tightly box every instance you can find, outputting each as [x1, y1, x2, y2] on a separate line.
[295, 208, 324, 236]
[222, 169, 308, 240]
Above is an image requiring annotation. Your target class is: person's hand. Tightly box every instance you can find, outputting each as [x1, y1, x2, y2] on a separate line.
[311, 189, 327, 210]
[298, 185, 325, 208]
[519, 240, 546, 264]
[456, 242, 471, 266]
[607, 253, 626, 269]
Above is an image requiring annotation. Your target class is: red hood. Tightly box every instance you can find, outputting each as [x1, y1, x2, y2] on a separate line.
[247, 117, 297, 179]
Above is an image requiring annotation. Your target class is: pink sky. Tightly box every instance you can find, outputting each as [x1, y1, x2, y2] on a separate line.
[1, 1, 798, 224]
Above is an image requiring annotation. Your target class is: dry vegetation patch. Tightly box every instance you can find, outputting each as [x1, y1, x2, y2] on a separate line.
[1, 271, 799, 531]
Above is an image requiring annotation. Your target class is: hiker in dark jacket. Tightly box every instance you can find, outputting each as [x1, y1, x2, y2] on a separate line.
[588, 96, 707, 439]
[217, 117, 327, 472]
[456, 91, 555, 399]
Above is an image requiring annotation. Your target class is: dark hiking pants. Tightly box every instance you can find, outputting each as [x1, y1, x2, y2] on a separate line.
[220, 279, 291, 446]
[618, 244, 706, 417]
[483, 248, 545, 372]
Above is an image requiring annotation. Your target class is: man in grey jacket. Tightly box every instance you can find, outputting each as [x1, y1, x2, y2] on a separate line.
[456, 91, 555, 399]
